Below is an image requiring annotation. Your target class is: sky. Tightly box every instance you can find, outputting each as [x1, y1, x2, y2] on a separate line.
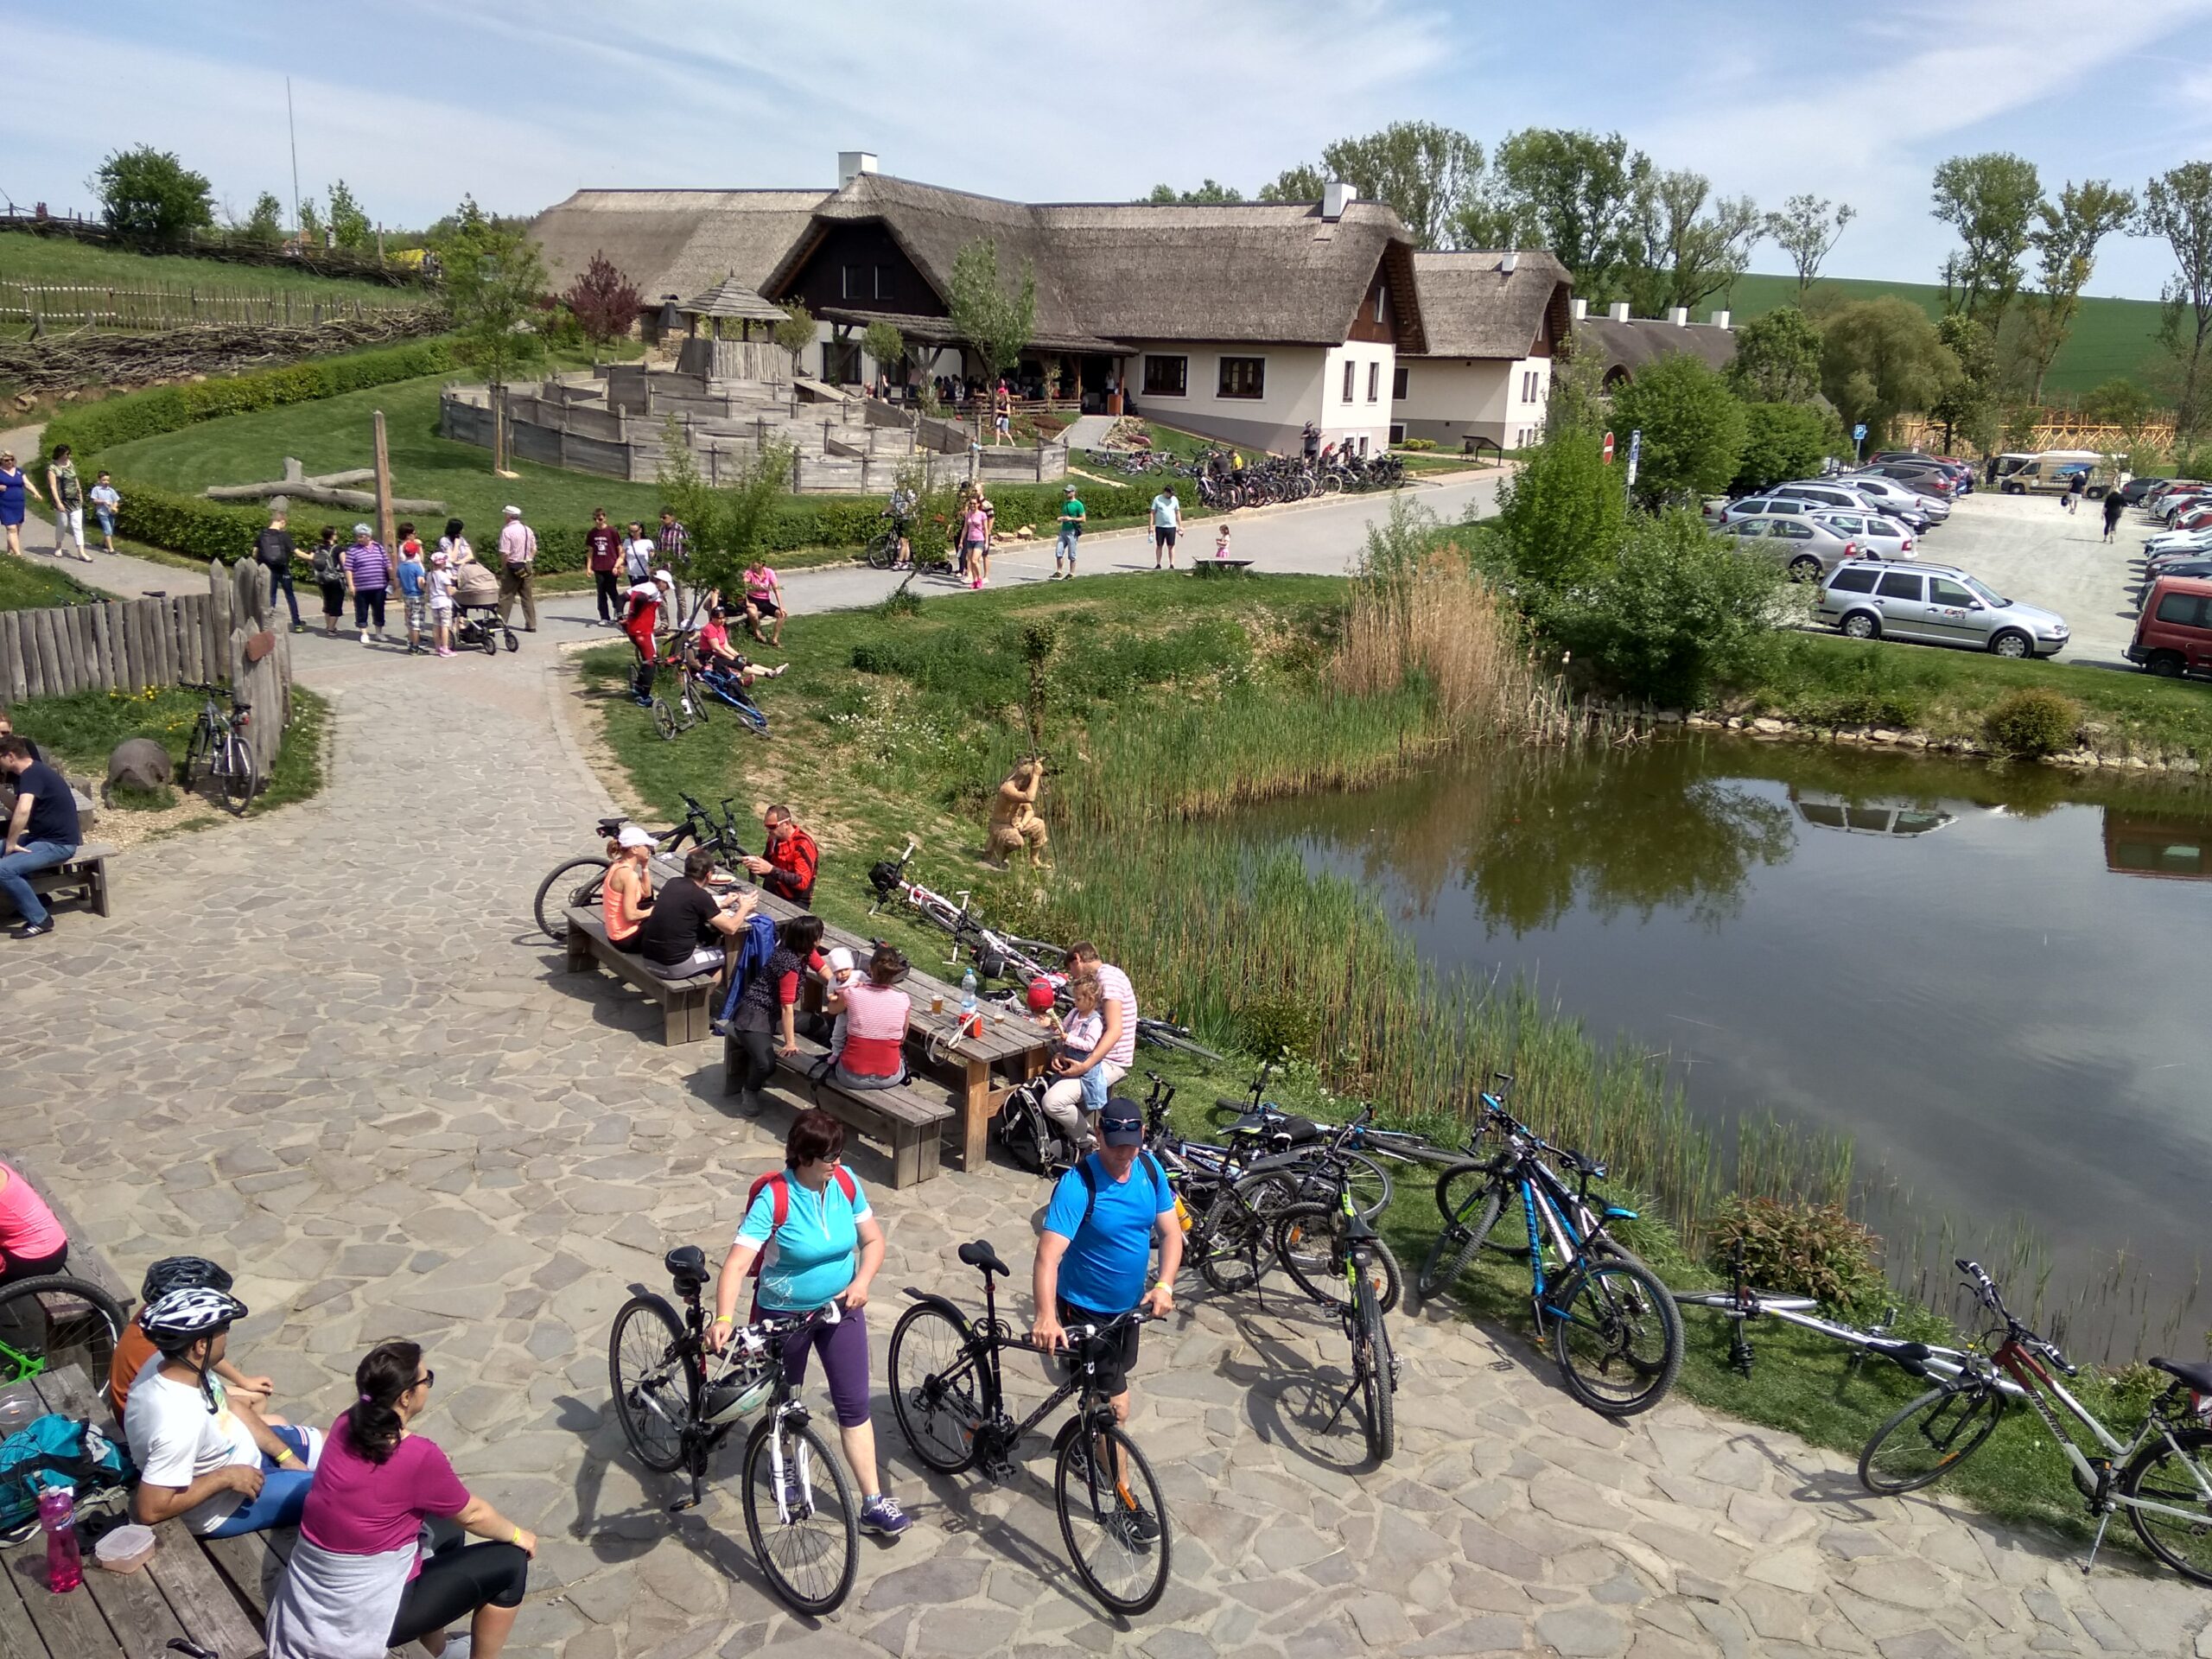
[9, 0, 2212, 300]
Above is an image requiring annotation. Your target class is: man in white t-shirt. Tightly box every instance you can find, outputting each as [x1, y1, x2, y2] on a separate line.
[1040, 940, 1139, 1147]
[124, 1288, 322, 1537]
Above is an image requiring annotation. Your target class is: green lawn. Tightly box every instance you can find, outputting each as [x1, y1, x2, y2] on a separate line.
[0, 556, 106, 613]
[0, 232, 422, 308]
[1726, 271, 2166, 399]
[4, 683, 327, 815]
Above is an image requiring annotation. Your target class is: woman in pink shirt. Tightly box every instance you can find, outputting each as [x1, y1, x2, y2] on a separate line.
[265, 1340, 536, 1659]
[827, 942, 912, 1091]
[0, 1162, 67, 1284]
[741, 562, 784, 647]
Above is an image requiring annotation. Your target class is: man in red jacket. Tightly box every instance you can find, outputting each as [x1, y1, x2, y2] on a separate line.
[742, 804, 818, 907]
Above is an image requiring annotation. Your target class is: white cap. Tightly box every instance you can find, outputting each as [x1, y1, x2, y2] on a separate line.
[654, 568, 673, 584]
[617, 824, 654, 849]
[353, 522, 372, 535]
[430, 549, 449, 565]
[825, 945, 855, 976]
[503, 504, 522, 517]
[629, 581, 658, 595]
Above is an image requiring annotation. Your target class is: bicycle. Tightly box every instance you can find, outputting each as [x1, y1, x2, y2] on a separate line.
[866, 839, 979, 938]
[861, 499, 914, 571]
[1277, 1159, 1401, 1461]
[648, 632, 713, 741]
[1414, 1083, 1682, 1416]
[887, 1239, 1171, 1616]
[1857, 1259, 2212, 1583]
[694, 661, 771, 739]
[0, 1274, 126, 1390]
[531, 794, 746, 942]
[178, 681, 258, 813]
[1212, 1059, 1396, 1221]
[607, 1245, 857, 1616]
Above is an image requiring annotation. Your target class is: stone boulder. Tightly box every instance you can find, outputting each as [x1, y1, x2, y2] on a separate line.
[107, 738, 174, 794]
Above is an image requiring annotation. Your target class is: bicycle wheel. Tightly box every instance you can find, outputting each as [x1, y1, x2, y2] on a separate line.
[2120, 1425, 2212, 1585]
[1055, 1417, 1172, 1616]
[1274, 1204, 1402, 1314]
[650, 698, 678, 741]
[607, 1294, 694, 1475]
[887, 1300, 983, 1474]
[741, 1414, 857, 1616]
[863, 531, 899, 570]
[0, 1275, 125, 1390]
[683, 677, 709, 729]
[181, 718, 210, 792]
[219, 734, 258, 813]
[1416, 1170, 1510, 1304]
[1332, 1153, 1392, 1222]
[1136, 1023, 1225, 1065]
[1192, 1171, 1296, 1295]
[1548, 1257, 1682, 1418]
[1858, 1381, 2006, 1495]
[534, 856, 610, 943]
[1357, 1279, 1395, 1462]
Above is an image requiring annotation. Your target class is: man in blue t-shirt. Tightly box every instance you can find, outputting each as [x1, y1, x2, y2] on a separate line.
[0, 736, 82, 938]
[1032, 1097, 1181, 1539]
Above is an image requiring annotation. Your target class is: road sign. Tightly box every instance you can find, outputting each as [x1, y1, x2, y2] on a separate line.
[1602, 430, 1615, 464]
[1624, 429, 1642, 491]
[1853, 423, 1867, 442]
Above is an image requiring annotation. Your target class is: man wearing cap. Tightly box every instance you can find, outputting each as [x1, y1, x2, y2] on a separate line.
[620, 570, 672, 706]
[1030, 1099, 1179, 1545]
[496, 504, 539, 632]
[1054, 485, 1085, 580]
[341, 524, 391, 645]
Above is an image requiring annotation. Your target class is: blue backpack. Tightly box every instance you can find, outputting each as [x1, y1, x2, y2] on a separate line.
[0, 1414, 134, 1534]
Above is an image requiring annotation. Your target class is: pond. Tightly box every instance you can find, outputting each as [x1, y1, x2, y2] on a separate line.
[1242, 735, 2212, 1356]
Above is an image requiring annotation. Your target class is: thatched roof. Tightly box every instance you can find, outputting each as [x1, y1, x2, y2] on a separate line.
[1578, 316, 1738, 382]
[679, 273, 787, 322]
[1408, 251, 1572, 359]
[760, 174, 1423, 350]
[528, 188, 830, 302]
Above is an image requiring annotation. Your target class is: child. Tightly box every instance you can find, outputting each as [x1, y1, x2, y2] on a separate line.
[1214, 524, 1232, 561]
[309, 525, 348, 637]
[394, 523, 428, 656]
[822, 945, 859, 1063]
[1052, 977, 1109, 1115]
[88, 473, 121, 553]
[427, 549, 456, 657]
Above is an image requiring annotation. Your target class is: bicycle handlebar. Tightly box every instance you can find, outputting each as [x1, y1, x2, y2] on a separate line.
[1955, 1259, 2076, 1376]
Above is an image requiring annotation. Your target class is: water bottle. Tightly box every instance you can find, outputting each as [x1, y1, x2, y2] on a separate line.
[959, 968, 977, 1018]
[40, 1487, 81, 1593]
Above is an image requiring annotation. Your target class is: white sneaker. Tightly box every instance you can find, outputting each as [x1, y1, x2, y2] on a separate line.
[359, 630, 371, 645]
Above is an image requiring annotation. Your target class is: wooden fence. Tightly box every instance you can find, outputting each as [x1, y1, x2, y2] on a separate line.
[0, 210, 431, 289]
[0, 281, 435, 335]
[0, 561, 292, 777]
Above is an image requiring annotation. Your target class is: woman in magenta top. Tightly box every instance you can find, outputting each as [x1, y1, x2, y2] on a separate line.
[741, 562, 784, 647]
[265, 1340, 536, 1659]
[0, 1162, 67, 1285]
[827, 941, 912, 1091]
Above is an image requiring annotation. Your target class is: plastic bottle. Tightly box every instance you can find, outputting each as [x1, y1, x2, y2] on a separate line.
[40, 1487, 81, 1593]
[958, 967, 981, 1039]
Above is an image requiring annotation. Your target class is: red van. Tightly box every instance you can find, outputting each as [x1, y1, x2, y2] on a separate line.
[2126, 575, 2212, 678]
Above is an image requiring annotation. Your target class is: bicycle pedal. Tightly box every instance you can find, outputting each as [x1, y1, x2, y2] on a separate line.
[667, 1496, 701, 1513]
[979, 1454, 1015, 1483]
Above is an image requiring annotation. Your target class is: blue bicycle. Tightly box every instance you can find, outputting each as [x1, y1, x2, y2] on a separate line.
[1415, 1080, 1682, 1416]
[693, 660, 770, 740]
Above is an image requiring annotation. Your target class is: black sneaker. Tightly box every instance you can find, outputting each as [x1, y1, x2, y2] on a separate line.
[1110, 1502, 1160, 1550]
[11, 919, 54, 940]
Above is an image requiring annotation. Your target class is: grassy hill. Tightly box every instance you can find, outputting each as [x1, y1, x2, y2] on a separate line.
[0, 232, 422, 308]
[1721, 271, 2167, 401]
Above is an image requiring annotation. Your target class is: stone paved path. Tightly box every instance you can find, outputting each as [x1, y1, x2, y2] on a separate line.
[3, 474, 2209, 1656]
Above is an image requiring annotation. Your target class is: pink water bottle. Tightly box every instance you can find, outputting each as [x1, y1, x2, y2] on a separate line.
[39, 1487, 81, 1593]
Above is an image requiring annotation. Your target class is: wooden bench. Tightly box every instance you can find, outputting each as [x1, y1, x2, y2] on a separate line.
[0, 841, 113, 921]
[728, 1028, 957, 1189]
[563, 906, 721, 1045]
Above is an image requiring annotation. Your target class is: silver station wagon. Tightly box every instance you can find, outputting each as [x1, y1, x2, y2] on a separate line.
[1816, 562, 2070, 658]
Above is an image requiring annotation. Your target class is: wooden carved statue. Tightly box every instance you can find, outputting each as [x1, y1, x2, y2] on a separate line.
[986, 758, 1050, 868]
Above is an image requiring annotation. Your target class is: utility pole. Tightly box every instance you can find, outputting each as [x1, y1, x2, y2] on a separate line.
[285, 78, 302, 243]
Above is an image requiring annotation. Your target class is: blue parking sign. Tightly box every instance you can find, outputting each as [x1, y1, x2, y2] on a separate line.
[1852, 423, 1867, 442]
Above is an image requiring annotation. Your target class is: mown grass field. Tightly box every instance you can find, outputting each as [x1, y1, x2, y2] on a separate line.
[0, 232, 423, 308]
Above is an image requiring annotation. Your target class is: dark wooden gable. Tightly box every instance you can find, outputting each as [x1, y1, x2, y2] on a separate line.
[1345, 244, 1425, 352]
[779, 222, 945, 318]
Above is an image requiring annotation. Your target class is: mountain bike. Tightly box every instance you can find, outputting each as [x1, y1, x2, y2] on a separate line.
[0, 1274, 127, 1390]
[888, 1240, 1171, 1615]
[178, 681, 257, 813]
[1134, 1017, 1222, 1063]
[1135, 1072, 1325, 1299]
[648, 632, 714, 741]
[607, 1245, 857, 1615]
[861, 498, 915, 570]
[866, 839, 979, 937]
[694, 661, 771, 739]
[1415, 1084, 1682, 1416]
[1280, 1160, 1402, 1461]
[532, 794, 746, 942]
[1857, 1259, 2212, 1584]
[1212, 1060, 1396, 1221]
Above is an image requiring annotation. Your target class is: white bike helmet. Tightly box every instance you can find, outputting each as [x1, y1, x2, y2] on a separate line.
[140, 1287, 247, 1348]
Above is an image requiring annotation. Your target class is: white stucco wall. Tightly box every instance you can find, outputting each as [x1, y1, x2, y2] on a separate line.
[1120, 341, 1371, 453]
[1394, 355, 1551, 448]
[1321, 340, 1399, 454]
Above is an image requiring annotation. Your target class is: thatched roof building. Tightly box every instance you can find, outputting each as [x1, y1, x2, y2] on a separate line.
[1408, 251, 1572, 360]
[528, 188, 829, 303]
[1578, 311, 1738, 388]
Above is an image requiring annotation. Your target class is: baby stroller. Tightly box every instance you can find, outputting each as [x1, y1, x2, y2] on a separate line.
[454, 601, 519, 656]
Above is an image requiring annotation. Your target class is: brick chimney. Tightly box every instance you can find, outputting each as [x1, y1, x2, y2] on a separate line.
[837, 151, 879, 188]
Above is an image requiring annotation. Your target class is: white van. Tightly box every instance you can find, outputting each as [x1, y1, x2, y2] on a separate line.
[1999, 450, 2112, 497]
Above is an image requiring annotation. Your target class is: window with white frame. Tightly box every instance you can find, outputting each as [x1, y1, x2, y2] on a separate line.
[1366, 362, 1380, 403]
[1218, 357, 1265, 399]
[1143, 354, 1187, 397]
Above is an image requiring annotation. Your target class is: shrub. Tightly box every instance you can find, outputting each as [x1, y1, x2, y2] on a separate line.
[1792, 688, 1924, 730]
[1732, 401, 1845, 494]
[1710, 1196, 1884, 1310]
[1490, 420, 1627, 591]
[1983, 688, 2080, 757]
[1398, 437, 1437, 451]
[1235, 994, 1320, 1062]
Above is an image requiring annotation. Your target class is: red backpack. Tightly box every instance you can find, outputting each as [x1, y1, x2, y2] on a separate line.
[743, 1166, 859, 1279]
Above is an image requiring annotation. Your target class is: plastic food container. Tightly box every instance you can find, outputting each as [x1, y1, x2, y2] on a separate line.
[93, 1524, 156, 1573]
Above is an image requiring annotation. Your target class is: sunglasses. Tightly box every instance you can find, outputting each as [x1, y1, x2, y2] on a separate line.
[413, 1370, 435, 1391]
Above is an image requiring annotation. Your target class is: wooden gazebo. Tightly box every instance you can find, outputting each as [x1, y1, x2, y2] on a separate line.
[673, 274, 792, 381]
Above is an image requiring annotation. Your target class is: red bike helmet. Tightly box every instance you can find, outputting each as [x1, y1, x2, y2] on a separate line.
[1026, 977, 1057, 1014]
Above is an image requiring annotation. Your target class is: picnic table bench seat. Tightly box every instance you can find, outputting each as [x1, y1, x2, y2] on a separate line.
[563, 906, 721, 1045]
[0, 841, 114, 921]
[732, 1028, 957, 1189]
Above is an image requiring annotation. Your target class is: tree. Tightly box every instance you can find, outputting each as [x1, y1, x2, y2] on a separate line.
[1258, 163, 1328, 204]
[1765, 194, 1855, 294]
[435, 195, 548, 468]
[1488, 415, 1627, 592]
[2141, 162, 2212, 442]
[1609, 353, 1749, 507]
[1725, 306, 1824, 404]
[1931, 151, 2043, 333]
[946, 238, 1036, 385]
[1928, 313, 2000, 454]
[2016, 180, 2136, 403]
[1818, 296, 1960, 447]
[298, 197, 326, 246]
[562, 250, 643, 345]
[326, 180, 372, 251]
[1732, 402, 1843, 493]
[1145, 181, 1243, 204]
[1625, 169, 1761, 315]
[659, 431, 796, 603]
[1471, 129, 1651, 302]
[89, 145, 213, 245]
[2083, 377, 2152, 427]
[861, 320, 906, 383]
[238, 192, 285, 246]
[772, 303, 817, 375]
[1311, 122, 1483, 249]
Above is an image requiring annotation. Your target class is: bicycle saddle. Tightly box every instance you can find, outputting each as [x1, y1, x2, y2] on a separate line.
[2151, 1356, 2212, 1392]
[595, 816, 625, 838]
[664, 1245, 709, 1287]
[958, 1239, 1010, 1278]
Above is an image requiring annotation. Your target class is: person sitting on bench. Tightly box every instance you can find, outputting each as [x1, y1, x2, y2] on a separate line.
[110, 1255, 274, 1419]
[634, 850, 750, 985]
[740, 804, 817, 908]
[728, 914, 825, 1115]
[826, 942, 912, 1093]
[602, 825, 655, 948]
[0, 735, 81, 940]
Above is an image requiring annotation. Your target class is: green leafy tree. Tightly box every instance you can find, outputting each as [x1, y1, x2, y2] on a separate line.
[1928, 313, 1999, 454]
[861, 320, 906, 382]
[1471, 129, 1652, 301]
[1145, 180, 1244, 204]
[1624, 170, 1761, 315]
[1818, 296, 1960, 447]
[772, 303, 817, 374]
[238, 192, 285, 246]
[1764, 194, 1855, 294]
[2141, 162, 2212, 442]
[89, 145, 214, 244]
[326, 179, 372, 250]
[658, 433, 796, 602]
[946, 238, 1036, 385]
[2083, 377, 2152, 427]
[436, 195, 547, 467]
[1931, 151, 2043, 333]
[1487, 416, 1626, 592]
[1258, 163, 1328, 204]
[1732, 402, 1843, 493]
[1609, 353, 1748, 507]
[298, 197, 326, 246]
[1726, 306, 1824, 404]
[1310, 122, 1484, 249]
[2015, 180, 2136, 403]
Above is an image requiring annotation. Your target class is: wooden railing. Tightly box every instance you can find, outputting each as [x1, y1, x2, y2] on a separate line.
[0, 280, 436, 335]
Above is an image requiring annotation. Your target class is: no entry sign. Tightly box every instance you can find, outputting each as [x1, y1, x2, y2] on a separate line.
[1602, 430, 1615, 464]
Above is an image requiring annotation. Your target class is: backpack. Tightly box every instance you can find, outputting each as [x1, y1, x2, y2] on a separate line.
[742, 1167, 860, 1280]
[0, 1414, 133, 1535]
[1072, 1151, 1171, 1236]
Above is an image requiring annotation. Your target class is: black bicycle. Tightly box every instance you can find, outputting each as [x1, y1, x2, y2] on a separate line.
[887, 1240, 1171, 1616]
[607, 1245, 857, 1616]
[531, 794, 746, 942]
[178, 681, 257, 812]
[1278, 1160, 1400, 1460]
[0, 1274, 126, 1392]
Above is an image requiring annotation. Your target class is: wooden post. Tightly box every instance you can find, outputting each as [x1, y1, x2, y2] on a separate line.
[372, 410, 396, 552]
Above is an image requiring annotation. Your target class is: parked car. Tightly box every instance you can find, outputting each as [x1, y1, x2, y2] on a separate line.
[2144, 536, 2212, 563]
[1720, 514, 1864, 581]
[1839, 473, 1949, 525]
[2118, 476, 2163, 506]
[1816, 562, 2070, 658]
[1808, 508, 1916, 559]
[2138, 561, 2212, 602]
[2126, 575, 2212, 677]
[1859, 461, 1958, 497]
[1767, 479, 1892, 514]
[1869, 450, 1974, 490]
